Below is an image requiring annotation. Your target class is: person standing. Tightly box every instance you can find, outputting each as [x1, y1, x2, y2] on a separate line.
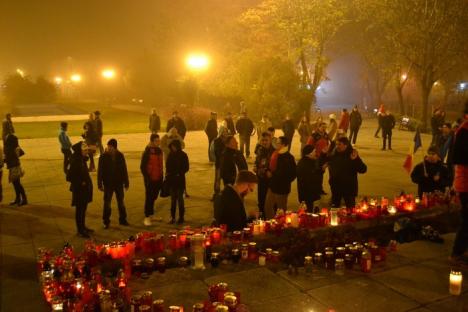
[254, 132, 275, 217]
[165, 140, 189, 224]
[297, 145, 322, 212]
[451, 102, 468, 264]
[338, 109, 350, 134]
[215, 170, 258, 232]
[381, 111, 396, 150]
[374, 104, 385, 138]
[306, 122, 330, 195]
[166, 111, 187, 139]
[256, 114, 272, 142]
[161, 128, 185, 162]
[431, 109, 445, 145]
[67, 141, 93, 238]
[224, 112, 236, 135]
[349, 106, 362, 144]
[326, 137, 367, 211]
[212, 126, 229, 200]
[297, 116, 312, 153]
[328, 114, 338, 141]
[98, 139, 130, 229]
[220, 135, 248, 187]
[264, 136, 297, 219]
[149, 108, 161, 134]
[94, 111, 104, 155]
[204, 112, 218, 162]
[411, 147, 450, 198]
[82, 113, 98, 171]
[282, 114, 295, 152]
[437, 123, 455, 184]
[4, 134, 27, 206]
[140, 134, 164, 226]
[2, 113, 14, 144]
[58, 122, 73, 175]
[235, 111, 254, 157]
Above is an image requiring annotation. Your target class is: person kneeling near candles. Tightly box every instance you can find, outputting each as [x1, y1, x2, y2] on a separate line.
[215, 170, 258, 232]
[411, 146, 450, 198]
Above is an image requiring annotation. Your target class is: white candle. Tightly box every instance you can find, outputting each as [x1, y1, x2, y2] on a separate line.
[258, 255, 266, 266]
[450, 271, 463, 295]
[387, 205, 397, 215]
[330, 209, 339, 226]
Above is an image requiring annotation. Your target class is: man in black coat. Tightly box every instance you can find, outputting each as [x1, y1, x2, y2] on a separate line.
[224, 112, 236, 135]
[326, 137, 367, 211]
[166, 140, 190, 224]
[215, 170, 258, 232]
[264, 136, 297, 219]
[381, 111, 396, 150]
[235, 111, 254, 157]
[411, 146, 450, 198]
[212, 126, 229, 200]
[98, 138, 130, 228]
[67, 141, 93, 238]
[205, 112, 218, 162]
[149, 108, 161, 134]
[349, 106, 362, 144]
[220, 135, 248, 186]
[282, 114, 295, 151]
[94, 111, 104, 155]
[297, 145, 322, 212]
[254, 132, 275, 217]
[166, 111, 187, 139]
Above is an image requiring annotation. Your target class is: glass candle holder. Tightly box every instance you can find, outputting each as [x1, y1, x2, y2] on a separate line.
[179, 256, 189, 268]
[211, 252, 220, 268]
[335, 258, 345, 276]
[156, 257, 166, 273]
[330, 208, 339, 226]
[361, 250, 372, 273]
[140, 305, 152, 312]
[313, 252, 323, 267]
[258, 252, 266, 266]
[335, 247, 346, 259]
[231, 249, 240, 264]
[132, 259, 143, 278]
[248, 242, 257, 261]
[325, 251, 335, 270]
[193, 302, 205, 312]
[304, 256, 313, 274]
[191, 233, 206, 270]
[449, 271, 463, 295]
[241, 244, 249, 261]
[152, 299, 165, 312]
[142, 291, 153, 306]
[344, 254, 354, 270]
[144, 258, 154, 274]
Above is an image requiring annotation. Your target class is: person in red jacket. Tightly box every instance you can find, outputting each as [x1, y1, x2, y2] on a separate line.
[338, 108, 350, 133]
[140, 134, 164, 226]
[451, 102, 468, 265]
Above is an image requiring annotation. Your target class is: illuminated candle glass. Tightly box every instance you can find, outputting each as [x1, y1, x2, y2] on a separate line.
[449, 271, 463, 295]
[258, 253, 266, 266]
[191, 234, 206, 270]
[330, 208, 339, 226]
[290, 213, 299, 228]
[51, 297, 63, 311]
[387, 205, 397, 215]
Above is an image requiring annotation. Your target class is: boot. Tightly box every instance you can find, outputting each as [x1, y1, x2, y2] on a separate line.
[9, 197, 20, 206]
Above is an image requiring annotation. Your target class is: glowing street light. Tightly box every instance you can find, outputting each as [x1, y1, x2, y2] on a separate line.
[54, 76, 63, 85]
[16, 68, 25, 77]
[185, 53, 210, 72]
[460, 82, 466, 90]
[401, 73, 408, 80]
[70, 74, 82, 83]
[433, 81, 440, 86]
[101, 68, 116, 80]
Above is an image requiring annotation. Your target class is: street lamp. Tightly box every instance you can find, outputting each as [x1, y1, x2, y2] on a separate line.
[54, 76, 63, 85]
[185, 53, 210, 72]
[101, 68, 116, 80]
[401, 73, 408, 80]
[70, 74, 82, 83]
[16, 68, 25, 77]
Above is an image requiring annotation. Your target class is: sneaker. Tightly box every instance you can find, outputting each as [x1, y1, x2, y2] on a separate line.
[143, 217, 152, 227]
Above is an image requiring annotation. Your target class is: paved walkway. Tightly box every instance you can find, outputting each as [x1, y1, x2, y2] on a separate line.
[1, 120, 466, 311]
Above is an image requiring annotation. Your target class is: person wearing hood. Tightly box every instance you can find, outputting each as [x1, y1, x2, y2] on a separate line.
[204, 112, 218, 162]
[325, 137, 367, 211]
[338, 109, 350, 134]
[67, 141, 93, 238]
[264, 136, 297, 219]
[411, 146, 450, 198]
[297, 145, 322, 212]
[328, 114, 338, 141]
[98, 139, 130, 229]
[140, 134, 164, 226]
[349, 106, 362, 144]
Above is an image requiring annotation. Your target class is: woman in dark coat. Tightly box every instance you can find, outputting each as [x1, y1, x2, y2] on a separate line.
[82, 115, 98, 171]
[165, 140, 189, 224]
[296, 145, 322, 212]
[4, 134, 27, 206]
[67, 141, 93, 238]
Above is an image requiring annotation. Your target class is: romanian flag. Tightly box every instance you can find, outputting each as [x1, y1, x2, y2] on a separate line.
[403, 128, 422, 173]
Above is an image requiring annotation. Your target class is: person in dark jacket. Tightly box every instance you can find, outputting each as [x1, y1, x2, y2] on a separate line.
[349, 106, 362, 144]
[82, 113, 98, 171]
[374, 104, 385, 138]
[220, 135, 248, 186]
[215, 170, 258, 232]
[149, 108, 161, 134]
[235, 111, 254, 157]
[166, 111, 187, 139]
[165, 139, 189, 224]
[411, 146, 450, 198]
[98, 139, 130, 228]
[326, 137, 367, 211]
[431, 109, 445, 145]
[4, 134, 27, 206]
[94, 111, 104, 155]
[436, 123, 455, 183]
[381, 111, 396, 150]
[264, 136, 297, 219]
[451, 102, 468, 264]
[140, 134, 164, 226]
[254, 132, 275, 217]
[297, 145, 322, 212]
[282, 114, 295, 152]
[212, 126, 229, 200]
[2, 113, 14, 144]
[205, 112, 218, 162]
[67, 141, 93, 238]
[224, 112, 236, 135]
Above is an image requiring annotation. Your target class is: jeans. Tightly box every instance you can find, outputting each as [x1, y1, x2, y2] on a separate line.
[144, 179, 162, 217]
[257, 178, 269, 216]
[102, 185, 127, 225]
[382, 129, 392, 149]
[239, 136, 251, 157]
[452, 192, 468, 257]
[170, 188, 185, 220]
[349, 127, 360, 144]
[61, 148, 72, 174]
[75, 201, 88, 234]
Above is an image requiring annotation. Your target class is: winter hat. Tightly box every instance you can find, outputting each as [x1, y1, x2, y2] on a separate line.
[329, 113, 336, 120]
[107, 138, 118, 148]
[302, 144, 315, 157]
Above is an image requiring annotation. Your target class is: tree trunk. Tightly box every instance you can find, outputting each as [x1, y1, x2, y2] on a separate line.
[421, 84, 432, 131]
[396, 85, 405, 115]
[300, 51, 310, 85]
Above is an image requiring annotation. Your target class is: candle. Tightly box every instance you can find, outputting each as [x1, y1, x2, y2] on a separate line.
[290, 213, 299, 228]
[387, 205, 397, 215]
[258, 253, 266, 266]
[330, 208, 339, 226]
[449, 271, 463, 295]
[191, 234, 206, 270]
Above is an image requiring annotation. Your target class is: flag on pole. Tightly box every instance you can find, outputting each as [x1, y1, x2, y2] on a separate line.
[403, 128, 422, 173]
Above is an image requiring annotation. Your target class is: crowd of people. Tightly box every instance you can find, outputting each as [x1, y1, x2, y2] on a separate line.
[1, 101, 467, 266]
